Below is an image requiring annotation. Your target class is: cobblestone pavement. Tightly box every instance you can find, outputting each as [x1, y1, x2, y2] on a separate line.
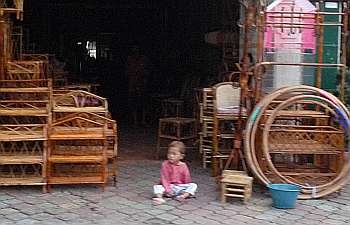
[0, 159, 350, 224]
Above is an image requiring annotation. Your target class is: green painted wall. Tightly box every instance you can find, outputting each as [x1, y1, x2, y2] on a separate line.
[318, 2, 341, 93]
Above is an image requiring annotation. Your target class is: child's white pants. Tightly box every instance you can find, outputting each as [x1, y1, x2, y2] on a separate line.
[153, 183, 197, 196]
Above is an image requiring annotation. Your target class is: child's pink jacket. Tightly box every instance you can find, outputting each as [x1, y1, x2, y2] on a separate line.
[160, 160, 192, 193]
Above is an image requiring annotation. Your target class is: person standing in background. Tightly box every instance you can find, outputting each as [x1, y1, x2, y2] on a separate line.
[126, 45, 150, 127]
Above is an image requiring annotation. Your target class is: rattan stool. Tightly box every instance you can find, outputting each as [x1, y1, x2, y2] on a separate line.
[220, 170, 253, 203]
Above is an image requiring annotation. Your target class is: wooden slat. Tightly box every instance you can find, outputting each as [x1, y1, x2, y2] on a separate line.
[0, 136, 46, 141]
[49, 133, 105, 140]
[216, 114, 244, 119]
[269, 128, 344, 134]
[267, 124, 340, 131]
[0, 156, 43, 164]
[49, 155, 104, 163]
[0, 100, 49, 103]
[270, 149, 342, 154]
[0, 125, 46, 141]
[270, 143, 343, 154]
[281, 172, 336, 177]
[48, 176, 104, 184]
[265, 110, 330, 118]
[224, 193, 245, 198]
[221, 175, 253, 185]
[0, 109, 48, 116]
[226, 188, 245, 193]
[53, 107, 107, 113]
[0, 178, 45, 186]
[0, 79, 48, 82]
[158, 134, 196, 140]
[219, 134, 235, 138]
[0, 88, 49, 92]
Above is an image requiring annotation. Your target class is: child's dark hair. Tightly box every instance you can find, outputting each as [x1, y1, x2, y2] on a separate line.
[168, 141, 186, 154]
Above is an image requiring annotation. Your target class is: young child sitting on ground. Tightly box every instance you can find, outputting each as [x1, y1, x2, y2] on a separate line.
[153, 141, 197, 204]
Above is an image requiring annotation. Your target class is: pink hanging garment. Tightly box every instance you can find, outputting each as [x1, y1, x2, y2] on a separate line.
[264, 0, 316, 53]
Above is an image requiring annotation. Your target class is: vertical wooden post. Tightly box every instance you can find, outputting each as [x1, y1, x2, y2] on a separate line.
[0, 16, 7, 80]
[256, 11, 265, 66]
[315, 3, 324, 89]
[42, 127, 48, 193]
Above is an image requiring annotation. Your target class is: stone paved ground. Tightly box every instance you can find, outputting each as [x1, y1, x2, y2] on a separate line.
[0, 127, 350, 224]
[0, 160, 350, 225]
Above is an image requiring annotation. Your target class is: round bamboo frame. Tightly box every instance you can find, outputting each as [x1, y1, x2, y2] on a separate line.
[262, 95, 350, 198]
[244, 85, 350, 199]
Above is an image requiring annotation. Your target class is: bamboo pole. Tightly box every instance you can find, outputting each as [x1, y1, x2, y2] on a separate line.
[316, 3, 324, 89]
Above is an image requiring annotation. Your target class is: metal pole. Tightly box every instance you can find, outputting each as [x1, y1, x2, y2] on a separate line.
[340, 2, 348, 102]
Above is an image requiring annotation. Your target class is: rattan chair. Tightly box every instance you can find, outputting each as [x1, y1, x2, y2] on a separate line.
[212, 82, 243, 176]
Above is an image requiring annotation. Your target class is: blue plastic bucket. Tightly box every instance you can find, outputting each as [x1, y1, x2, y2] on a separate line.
[268, 184, 300, 209]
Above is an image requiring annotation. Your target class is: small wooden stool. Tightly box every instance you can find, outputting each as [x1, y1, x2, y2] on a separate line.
[157, 117, 196, 159]
[220, 170, 253, 203]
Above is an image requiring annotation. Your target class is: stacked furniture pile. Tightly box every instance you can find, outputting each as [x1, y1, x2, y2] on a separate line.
[21, 54, 67, 86]
[245, 85, 350, 199]
[0, 1, 118, 191]
[198, 88, 214, 168]
[235, 0, 350, 200]
[50, 90, 118, 189]
[0, 78, 118, 192]
[0, 63, 50, 192]
[48, 111, 108, 191]
[7, 60, 45, 80]
[198, 82, 245, 176]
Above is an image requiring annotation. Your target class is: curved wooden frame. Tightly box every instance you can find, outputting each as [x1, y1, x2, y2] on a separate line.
[52, 90, 107, 113]
[244, 85, 350, 199]
[263, 95, 347, 197]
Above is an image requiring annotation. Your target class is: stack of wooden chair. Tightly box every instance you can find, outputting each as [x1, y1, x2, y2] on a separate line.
[198, 82, 245, 176]
[7, 61, 45, 80]
[198, 88, 214, 168]
[0, 63, 117, 192]
[48, 112, 108, 191]
[50, 90, 118, 189]
[0, 1, 117, 191]
[212, 82, 243, 176]
[22, 54, 68, 88]
[0, 62, 51, 192]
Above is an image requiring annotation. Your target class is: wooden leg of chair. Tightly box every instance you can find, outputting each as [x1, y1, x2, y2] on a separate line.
[247, 185, 252, 200]
[101, 183, 106, 192]
[113, 176, 117, 187]
[47, 185, 52, 193]
[244, 185, 251, 203]
[42, 185, 48, 193]
[156, 120, 161, 160]
[221, 183, 226, 203]
[113, 157, 117, 186]
[156, 137, 161, 160]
